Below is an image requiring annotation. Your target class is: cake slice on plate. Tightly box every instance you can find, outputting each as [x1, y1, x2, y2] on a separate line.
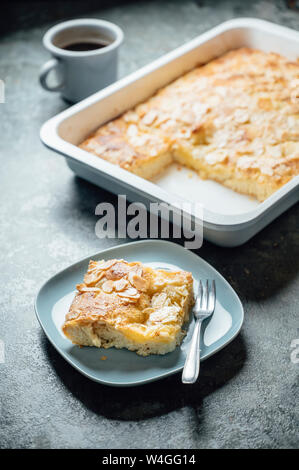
[62, 259, 194, 356]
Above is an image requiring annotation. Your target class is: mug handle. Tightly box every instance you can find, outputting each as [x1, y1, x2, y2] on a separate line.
[39, 58, 64, 92]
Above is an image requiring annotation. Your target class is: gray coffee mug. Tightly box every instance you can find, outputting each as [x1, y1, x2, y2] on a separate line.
[39, 18, 124, 103]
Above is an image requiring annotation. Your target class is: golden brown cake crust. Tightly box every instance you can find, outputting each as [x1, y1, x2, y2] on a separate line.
[62, 259, 194, 356]
[79, 48, 299, 201]
[79, 118, 172, 179]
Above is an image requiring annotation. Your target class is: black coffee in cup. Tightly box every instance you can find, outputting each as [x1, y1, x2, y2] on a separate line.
[62, 40, 109, 52]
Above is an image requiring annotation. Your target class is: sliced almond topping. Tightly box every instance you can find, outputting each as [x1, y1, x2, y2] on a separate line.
[205, 150, 228, 165]
[148, 306, 179, 324]
[129, 134, 151, 148]
[151, 292, 168, 308]
[97, 259, 119, 270]
[84, 270, 105, 286]
[129, 264, 143, 276]
[114, 278, 129, 291]
[77, 283, 101, 293]
[123, 111, 139, 123]
[128, 270, 134, 285]
[85, 260, 119, 285]
[132, 265, 143, 277]
[127, 124, 138, 137]
[142, 109, 158, 126]
[101, 280, 114, 293]
[129, 273, 147, 292]
[143, 307, 155, 314]
[260, 164, 274, 176]
[266, 145, 282, 158]
[234, 109, 249, 124]
[106, 262, 129, 280]
[237, 156, 257, 170]
[128, 269, 140, 285]
[117, 287, 140, 299]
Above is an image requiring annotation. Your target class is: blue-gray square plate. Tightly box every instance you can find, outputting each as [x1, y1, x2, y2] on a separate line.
[35, 240, 244, 387]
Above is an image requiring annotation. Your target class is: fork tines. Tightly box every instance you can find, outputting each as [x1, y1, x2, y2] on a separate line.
[198, 279, 216, 313]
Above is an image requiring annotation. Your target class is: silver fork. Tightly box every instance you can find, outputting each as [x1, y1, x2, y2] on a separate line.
[182, 280, 216, 384]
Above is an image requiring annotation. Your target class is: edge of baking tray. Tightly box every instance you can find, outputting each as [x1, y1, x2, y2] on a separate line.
[40, 17, 299, 230]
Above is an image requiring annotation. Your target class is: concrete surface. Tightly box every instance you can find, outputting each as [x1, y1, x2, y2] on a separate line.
[0, 0, 298, 449]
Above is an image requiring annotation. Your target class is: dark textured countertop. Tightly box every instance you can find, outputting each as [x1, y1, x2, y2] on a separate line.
[0, 0, 298, 449]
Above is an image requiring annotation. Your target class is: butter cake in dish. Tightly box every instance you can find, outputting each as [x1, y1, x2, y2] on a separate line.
[79, 48, 299, 201]
[62, 259, 194, 356]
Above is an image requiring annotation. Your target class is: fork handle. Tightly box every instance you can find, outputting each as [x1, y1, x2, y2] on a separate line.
[182, 319, 202, 384]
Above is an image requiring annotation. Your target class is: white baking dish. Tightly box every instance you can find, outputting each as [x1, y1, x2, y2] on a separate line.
[40, 18, 299, 247]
